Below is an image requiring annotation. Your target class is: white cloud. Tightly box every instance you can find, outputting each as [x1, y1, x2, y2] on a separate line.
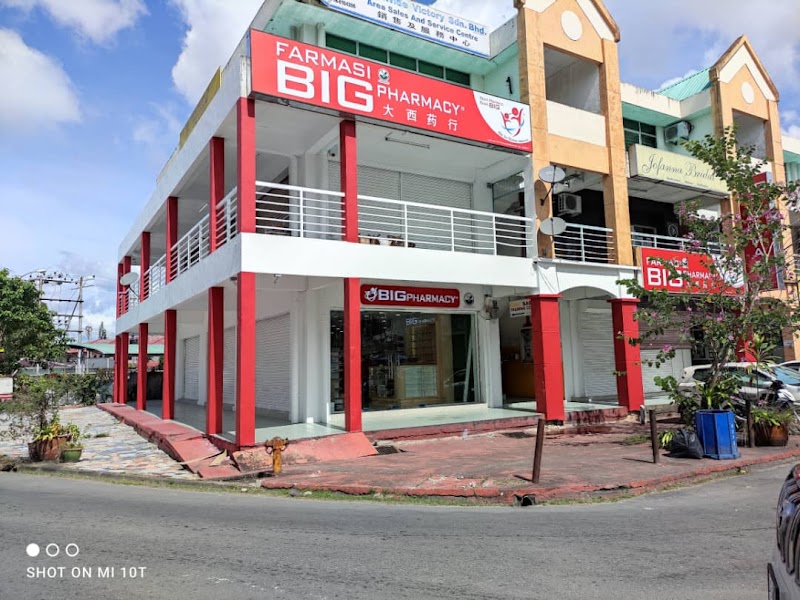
[1, 0, 147, 44]
[0, 29, 80, 132]
[604, 0, 800, 91]
[170, 0, 262, 105]
[657, 69, 699, 92]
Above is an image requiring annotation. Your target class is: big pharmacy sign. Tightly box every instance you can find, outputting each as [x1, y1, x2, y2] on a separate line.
[250, 31, 532, 153]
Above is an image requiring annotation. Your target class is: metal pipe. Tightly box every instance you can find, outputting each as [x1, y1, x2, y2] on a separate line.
[532, 418, 545, 483]
[649, 409, 659, 464]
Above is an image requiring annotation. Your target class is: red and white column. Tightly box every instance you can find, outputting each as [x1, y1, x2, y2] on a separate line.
[165, 196, 178, 283]
[121, 256, 131, 314]
[119, 331, 130, 404]
[206, 287, 224, 435]
[209, 136, 225, 252]
[162, 310, 176, 420]
[529, 294, 565, 421]
[610, 299, 644, 413]
[234, 97, 257, 447]
[113, 335, 121, 403]
[137, 323, 148, 410]
[340, 120, 362, 432]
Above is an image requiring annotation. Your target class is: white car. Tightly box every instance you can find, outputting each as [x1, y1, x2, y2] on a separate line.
[679, 362, 800, 403]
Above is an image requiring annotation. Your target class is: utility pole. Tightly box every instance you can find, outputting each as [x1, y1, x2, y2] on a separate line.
[25, 271, 95, 341]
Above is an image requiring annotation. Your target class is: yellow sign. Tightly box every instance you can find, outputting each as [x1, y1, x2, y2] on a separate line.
[629, 145, 728, 194]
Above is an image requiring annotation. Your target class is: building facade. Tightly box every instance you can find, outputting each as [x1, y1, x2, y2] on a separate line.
[113, 0, 800, 449]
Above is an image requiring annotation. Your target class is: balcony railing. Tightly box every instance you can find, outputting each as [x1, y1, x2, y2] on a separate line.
[631, 232, 722, 255]
[254, 181, 534, 255]
[215, 189, 238, 248]
[553, 223, 615, 263]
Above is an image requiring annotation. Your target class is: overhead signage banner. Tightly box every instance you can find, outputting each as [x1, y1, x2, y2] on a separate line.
[640, 247, 740, 295]
[250, 31, 532, 153]
[361, 284, 461, 308]
[319, 0, 491, 58]
[628, 145, 728, 194]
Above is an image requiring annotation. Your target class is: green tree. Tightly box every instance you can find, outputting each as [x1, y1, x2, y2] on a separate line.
[98, 321, 107, 340]
[618, 128, 800, 412]
[0, 269, 67, 375]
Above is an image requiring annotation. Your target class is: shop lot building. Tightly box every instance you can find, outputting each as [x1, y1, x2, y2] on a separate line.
[113, 0, 800, 448]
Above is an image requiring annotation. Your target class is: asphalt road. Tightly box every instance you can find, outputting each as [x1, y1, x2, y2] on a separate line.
[0, 463, 788, 600]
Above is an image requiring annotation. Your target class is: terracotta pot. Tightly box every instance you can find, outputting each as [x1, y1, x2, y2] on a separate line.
[28, 436, 69, 462]
[754, 423, 789, 447]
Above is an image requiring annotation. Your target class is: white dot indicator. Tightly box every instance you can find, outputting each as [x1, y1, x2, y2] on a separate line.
[26, 543, 40, 557]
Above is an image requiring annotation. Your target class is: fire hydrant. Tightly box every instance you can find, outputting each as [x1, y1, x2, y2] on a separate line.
[265, 437, 289, 474]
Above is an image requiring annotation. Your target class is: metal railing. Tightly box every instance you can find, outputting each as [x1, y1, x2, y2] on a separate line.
[169, 214, 210, 280]
[631, 232, 722, 255]
[143, 254, 167, 299]
[553, 223, 615, 263]
[253, 181, 534, 255]
[255, 181, 344, 240]
[215, 189, 238, 248]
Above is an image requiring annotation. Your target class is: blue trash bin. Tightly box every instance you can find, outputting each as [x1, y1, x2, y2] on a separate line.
[695, 409, 740, 460]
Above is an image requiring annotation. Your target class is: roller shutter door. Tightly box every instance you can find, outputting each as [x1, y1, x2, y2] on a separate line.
[640, 349, 689, 394]
[223, 327, 236, 405]
[580, 309, 617, 397]
[183, 336, 200, 401]
[256, 315, 291, 414]
[328, 162, 401, 199]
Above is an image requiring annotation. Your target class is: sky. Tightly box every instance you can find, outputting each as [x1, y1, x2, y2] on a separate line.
[1, 0, 800, 336]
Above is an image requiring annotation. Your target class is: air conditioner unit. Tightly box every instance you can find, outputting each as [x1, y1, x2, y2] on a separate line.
[665, 121, 692, 144]
[557, 193, 582, 216]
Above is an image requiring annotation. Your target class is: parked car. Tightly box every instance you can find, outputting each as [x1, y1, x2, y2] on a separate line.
[679, 362, 800, 403]
[781, 360, 800, 373]
[770, 464, 800, 599]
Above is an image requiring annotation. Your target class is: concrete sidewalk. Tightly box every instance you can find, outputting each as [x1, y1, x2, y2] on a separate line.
[261, 422, 800, 504]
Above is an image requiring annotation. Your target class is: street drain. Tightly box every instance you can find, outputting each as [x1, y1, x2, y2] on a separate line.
[375, 445, 403, 455]
[501, 432, 534, 439]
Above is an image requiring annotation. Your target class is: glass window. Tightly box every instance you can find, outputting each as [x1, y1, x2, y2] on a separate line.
[768, 366, 800, 386]
[330, 311, 477, 412]
[445, 69, 471, 86]
[623, 118, 657, 148]
[389, 52, 417, 70]
[359, 43, 387, 63]
[326, 33, 357, 54]
[419, 61, 444, 79]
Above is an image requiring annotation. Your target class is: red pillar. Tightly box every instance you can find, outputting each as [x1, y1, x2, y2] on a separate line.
[209, 137, 225, 252]
[119, 332, 130, 404]
[137, 323, 149, 410]
[340, 119, 362, 431]
[529, 294, 565, 421]
[163, 310, 176, 420]
[344, 278, 362, 432]
[140, 231, 151, 301]
[237, 98, 256, 234]
[122, 255, 131, 313]
[340, 120, 358, 242]
[116, 262, 123, 318]
[113, 335, 121, 403]
[236, 272, 256, 447]
[165, 196, 178, 283]
[610, 299, 645, 413]
[207, 287, 224, 435]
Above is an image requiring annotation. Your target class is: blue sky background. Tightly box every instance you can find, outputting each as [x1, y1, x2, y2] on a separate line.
[1, 0, 799, 335]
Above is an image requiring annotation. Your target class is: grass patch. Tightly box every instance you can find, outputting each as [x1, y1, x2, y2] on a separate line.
[619, 434, 651, 446]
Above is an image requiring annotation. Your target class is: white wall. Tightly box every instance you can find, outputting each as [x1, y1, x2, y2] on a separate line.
[546, 59, 601, 114]
[483, 48, 520, 102]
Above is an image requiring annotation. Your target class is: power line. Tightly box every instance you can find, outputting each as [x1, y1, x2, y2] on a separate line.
[24, 271, 96, 342]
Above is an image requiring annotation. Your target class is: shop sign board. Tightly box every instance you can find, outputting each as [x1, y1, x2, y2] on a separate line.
[249, 31, 532, 153]
[509, 298, 531, 318]
[319, 0, 491, 58]
[360, 284, 460, 308]
[742, 171, 781, 290]
[628, 145, 728, 194]
[640, 247, 740, 295]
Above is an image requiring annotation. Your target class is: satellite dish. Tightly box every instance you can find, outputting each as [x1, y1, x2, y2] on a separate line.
[538, 165, 566, 185]
[539, 217, 568, 237]
[120, 272, 139, 287]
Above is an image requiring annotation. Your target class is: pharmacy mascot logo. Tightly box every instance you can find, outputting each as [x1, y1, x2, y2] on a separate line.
[501, 107, 525, 139]
[364, 287, 379, 302]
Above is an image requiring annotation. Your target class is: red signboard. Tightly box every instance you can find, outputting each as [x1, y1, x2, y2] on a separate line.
[742, 172, 780, 289]
[640, 247, 739, 295]
[360, 284, 461, 308]
[249, 30, 532, 153]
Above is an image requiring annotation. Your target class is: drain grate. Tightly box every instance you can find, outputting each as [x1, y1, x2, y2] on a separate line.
[500, 431, 534, 439]
[375, 445, 403, 455]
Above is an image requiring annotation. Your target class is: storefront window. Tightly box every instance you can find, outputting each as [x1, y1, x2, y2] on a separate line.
[330, 311, 477, 412]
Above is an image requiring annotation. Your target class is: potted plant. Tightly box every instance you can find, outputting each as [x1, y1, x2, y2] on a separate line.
[752, 405, 792, 447]
[0, 374, 68, 461]
[60, 423, 84, 462]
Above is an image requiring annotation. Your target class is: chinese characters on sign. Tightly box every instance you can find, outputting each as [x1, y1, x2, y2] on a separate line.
[249, 31, 532, 153]
[640, 247, 740, 295]
[320, 0, 491, 58]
